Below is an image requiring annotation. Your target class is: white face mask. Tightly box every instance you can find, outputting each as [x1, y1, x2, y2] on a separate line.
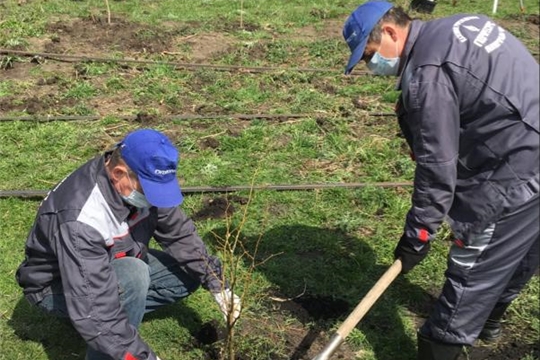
[367, 51, 400, 76]
[367, 34, 401, 76]
[121, 175, 151, 208]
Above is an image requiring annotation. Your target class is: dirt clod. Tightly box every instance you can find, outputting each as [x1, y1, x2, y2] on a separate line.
[134, 112, 159, 125]
[352, 97, 369, 110]
[199, 137, 221, 150]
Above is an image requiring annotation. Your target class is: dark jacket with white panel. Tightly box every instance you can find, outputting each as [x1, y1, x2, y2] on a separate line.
[396, 14, 539, 248]
[16, 154, 224, 360]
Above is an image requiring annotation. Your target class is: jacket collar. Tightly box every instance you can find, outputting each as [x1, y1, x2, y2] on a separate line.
[396, 20, 424, 90]
[95, 154, 132, 223]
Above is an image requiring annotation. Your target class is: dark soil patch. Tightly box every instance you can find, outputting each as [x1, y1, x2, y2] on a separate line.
[193, 293, 357, 360]
[193, 321, 225, 360]
[504, 13, 540, 26]
[268, 292, 355, 359]
[462, 341, 539, 360]
[183, 33, 235, 63]
[22, 96, 47, 115]
[36, 76, 60, 86]
[527, 14, 540, 25]
[199, 137, 221, 150]
[0, 94, 77, 115]
[134, 112, 160, 125]
[292, 295, 350, 321]
[310, 78, 338, 95]
[315, 117, 336, 133]
[0, 61, 36, 80]
[44, 17, 175, 55]
[192, 197, 234, 221]
[213, 17, 261, 33]
[272, 292, 350, 324]
[192, 196, 249, 221]
[195, 320, 227, 346]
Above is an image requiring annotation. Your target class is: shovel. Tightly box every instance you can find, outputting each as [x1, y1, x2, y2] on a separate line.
[312, 259, 402, 360]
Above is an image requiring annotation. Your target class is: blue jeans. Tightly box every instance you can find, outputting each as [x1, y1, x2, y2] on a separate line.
[36, 249, 200, 360]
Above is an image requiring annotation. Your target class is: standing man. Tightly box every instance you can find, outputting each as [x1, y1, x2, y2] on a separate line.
[343, 2, 539, 359]
[16, 129, 241, 360]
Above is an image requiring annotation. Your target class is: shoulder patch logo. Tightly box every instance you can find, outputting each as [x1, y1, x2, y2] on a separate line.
[453, 16, 506, 53]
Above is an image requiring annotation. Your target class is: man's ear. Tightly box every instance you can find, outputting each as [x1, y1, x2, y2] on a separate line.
[109, 165, 127, 184]
[382, 24, 399, 42]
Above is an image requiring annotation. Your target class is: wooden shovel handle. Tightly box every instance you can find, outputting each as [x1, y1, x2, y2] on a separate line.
[336, 259, 402, 338]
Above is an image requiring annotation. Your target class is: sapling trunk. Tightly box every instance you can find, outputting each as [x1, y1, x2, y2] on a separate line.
[210, 173, 281, 359]
[104, 0, 111, 24]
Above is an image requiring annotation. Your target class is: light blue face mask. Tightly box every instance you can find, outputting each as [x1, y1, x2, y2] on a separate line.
[122, 175, 151, 208]
[367, 51, 400, 76]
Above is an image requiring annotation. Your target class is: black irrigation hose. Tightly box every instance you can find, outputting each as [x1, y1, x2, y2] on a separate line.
[0, 113, 327, 122]
[0, 112, 396, 122]
[1, 182, 412, 199]
[0, 49, 372, 75]
[368, 112, 396, 117]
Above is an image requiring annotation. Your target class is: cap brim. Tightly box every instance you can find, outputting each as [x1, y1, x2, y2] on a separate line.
[345, 36, 368, 75]
[139, 176, 183, 208]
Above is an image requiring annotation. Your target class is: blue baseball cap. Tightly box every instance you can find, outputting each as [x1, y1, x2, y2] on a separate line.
[119, 129, 183, 208]
[343, 1, 393, 74]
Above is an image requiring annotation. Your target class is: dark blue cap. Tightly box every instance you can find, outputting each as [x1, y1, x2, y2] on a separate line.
[343, 1, 393, 74]
[119, 129, 183, 208]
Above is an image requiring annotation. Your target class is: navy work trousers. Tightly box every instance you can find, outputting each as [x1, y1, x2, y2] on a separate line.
[420, 195, 539, 345]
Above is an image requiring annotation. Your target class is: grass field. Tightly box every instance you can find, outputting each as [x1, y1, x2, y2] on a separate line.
[0, 0, 539, 359]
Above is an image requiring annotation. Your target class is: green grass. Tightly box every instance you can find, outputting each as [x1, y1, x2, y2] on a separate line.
[0, 0, 538, 359]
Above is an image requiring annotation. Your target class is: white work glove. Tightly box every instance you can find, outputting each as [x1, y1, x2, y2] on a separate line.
[212, 288, 242, 323]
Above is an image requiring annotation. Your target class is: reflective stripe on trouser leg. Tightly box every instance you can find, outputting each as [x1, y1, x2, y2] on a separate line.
[420, 195, 539, 345]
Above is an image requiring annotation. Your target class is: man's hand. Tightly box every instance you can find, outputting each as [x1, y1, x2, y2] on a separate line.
[212, 289, 242, 323]
[394, 234, 431, 274]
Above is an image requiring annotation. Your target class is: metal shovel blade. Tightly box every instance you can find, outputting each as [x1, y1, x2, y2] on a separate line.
[311, 259, 402, 360]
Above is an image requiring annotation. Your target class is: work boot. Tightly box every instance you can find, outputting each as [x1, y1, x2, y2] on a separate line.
[410, 0, 437, 14]
[417, 332, 463, 360]
[478, 302, 511, 343]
